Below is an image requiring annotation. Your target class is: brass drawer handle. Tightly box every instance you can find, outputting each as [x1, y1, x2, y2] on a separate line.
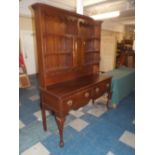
[106, 83, 110, 87]
[67, 100, 73, 106]
[84, 92, 89, 98]
[95, 87, 100, 93]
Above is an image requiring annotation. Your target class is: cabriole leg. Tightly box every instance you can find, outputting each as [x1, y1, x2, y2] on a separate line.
[55, 116, 65, 147]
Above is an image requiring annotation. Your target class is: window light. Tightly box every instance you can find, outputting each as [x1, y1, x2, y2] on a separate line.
[90, 11, 120, 20]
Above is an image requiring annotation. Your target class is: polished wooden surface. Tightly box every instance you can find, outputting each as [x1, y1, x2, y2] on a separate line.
[46, 74, 110, 96]
[32, 3, 112, 147]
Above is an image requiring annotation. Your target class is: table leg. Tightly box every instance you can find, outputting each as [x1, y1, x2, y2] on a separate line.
[41, 108, 47, 131]
[40, 93, 47, 131]
[55, 116, 65, 147]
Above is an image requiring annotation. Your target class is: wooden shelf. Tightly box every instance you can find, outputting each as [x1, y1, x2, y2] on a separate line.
[85, 50, 99, 53]
[86, 37, 100, 40]
[46, 66, 73, 73]
[45, 52, 72, 56]
[44, 33, 75, 38]
[84, 61, 99, 66]
[116, 39, 134, 68]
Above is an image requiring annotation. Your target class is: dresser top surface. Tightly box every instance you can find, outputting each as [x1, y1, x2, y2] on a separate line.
[46, 74, 111, 97]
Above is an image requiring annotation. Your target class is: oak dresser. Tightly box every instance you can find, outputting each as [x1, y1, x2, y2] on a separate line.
[32, 3, 112, 147]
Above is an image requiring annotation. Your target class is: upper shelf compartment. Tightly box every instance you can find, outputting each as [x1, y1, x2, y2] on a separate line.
[44, 14, 78, 36]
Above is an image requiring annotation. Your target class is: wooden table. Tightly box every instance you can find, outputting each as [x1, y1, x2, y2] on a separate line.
[40, 74, 112, 147]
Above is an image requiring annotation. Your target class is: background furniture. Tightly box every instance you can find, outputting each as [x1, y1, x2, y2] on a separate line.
[104, 67, 135, 107]
[116, 40, 135, 68]
[32, 3, 112, 147]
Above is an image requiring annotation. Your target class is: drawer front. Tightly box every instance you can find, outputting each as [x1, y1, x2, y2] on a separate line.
[42, 91, 60, 111]
[63, 96, 76, 112]
[62, 88, 92, 112]
[93, 80, 111, 99]
[74, 88, 92, 109]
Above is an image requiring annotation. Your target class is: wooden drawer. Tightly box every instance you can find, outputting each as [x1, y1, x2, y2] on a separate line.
[74, 88, 92, 109]
[93, 80, 111, 99]
[63, 96, 76, 112]
[62, 88, 92, 111]
[42, 91, 60, 111]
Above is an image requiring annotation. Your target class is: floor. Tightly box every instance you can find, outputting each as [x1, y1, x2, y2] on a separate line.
[19, 76, 135, 155]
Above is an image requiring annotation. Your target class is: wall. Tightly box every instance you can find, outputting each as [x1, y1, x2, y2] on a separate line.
[100, 29, 125, 72]
[101, 30, 125, 43]
[101, 21, 125, 33]
[19, 16, 38, 75]
[19, 16, 35, 31]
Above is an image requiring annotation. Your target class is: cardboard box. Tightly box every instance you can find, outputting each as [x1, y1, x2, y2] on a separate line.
[19, 74, 30, 88]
